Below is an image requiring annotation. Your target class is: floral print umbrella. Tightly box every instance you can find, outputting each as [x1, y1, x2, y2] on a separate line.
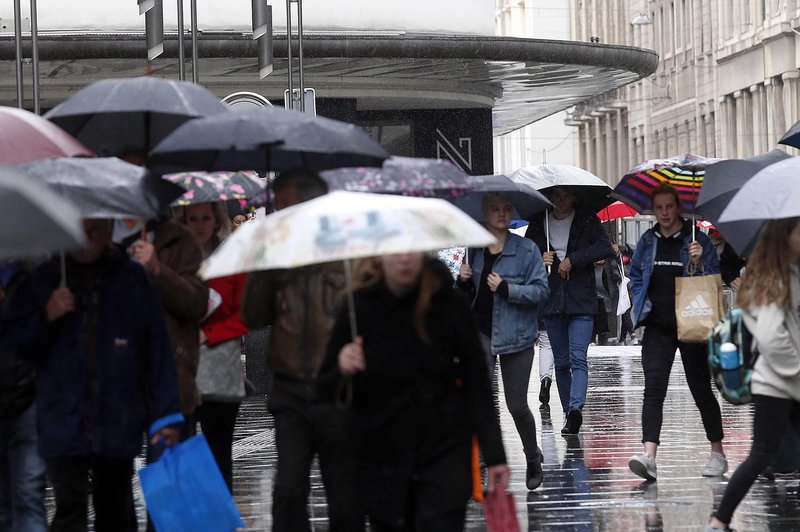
[164, 171, 266, 209]
[320, 156, 473, 199]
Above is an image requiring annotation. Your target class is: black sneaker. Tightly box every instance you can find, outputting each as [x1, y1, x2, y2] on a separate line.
[539, 376, 552, 405]
[561, 409, 583, 435]
[526, 448, 544, 490]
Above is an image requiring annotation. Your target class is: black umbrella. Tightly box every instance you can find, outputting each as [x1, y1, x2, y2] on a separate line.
[452, 174, 552, 221]
[148, 107, 390, 173]
[18, 157, 185, 219]
[699, 150, 790, 256]
[778, 120, 800, 150]
[0, 165, 87, 260]
[510, 164, 613, 213]
[320, 156, 472, 199]
[44, 77, 229, 157]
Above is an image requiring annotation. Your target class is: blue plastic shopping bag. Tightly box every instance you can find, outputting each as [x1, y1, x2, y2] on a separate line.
[139, 434, 246, 532]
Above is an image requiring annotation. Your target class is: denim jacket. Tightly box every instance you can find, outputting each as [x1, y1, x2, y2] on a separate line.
[629, 220, 720, 328]
[464, 233, 550, 355]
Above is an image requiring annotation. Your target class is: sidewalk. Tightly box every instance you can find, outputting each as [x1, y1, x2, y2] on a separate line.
[227, 345, 800, 531]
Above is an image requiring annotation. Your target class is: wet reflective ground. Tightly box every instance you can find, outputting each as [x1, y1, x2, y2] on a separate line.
[228, 345, 800, 531]
[48, 345, 800, 530]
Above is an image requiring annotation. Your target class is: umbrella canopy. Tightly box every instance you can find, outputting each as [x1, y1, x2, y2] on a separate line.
[320, 156, 472, 199]
[697, 150, 790, 256]
[148, 108, 390, 173]
[18, 157, 185, 219]
[612, 154, 718, 214]
[164, 171, 266, 207]
[452, 174, 552, 221]
[597, 201, 638, 221]
[199, 191, 496, 280]
[0, 106, 92, 163]
[778, 119, 800, 150]
[44, 77, 230, 156]
[719, 156, 800, 223]
[0, 165, 87, 260]
[510, 164, 613, 213]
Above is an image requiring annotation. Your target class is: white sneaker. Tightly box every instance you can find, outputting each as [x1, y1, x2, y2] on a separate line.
[629, 452, 657, 481]
[702, 451, 729, 477]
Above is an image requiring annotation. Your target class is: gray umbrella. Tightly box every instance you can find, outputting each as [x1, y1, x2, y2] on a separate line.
[453, 174, 552, 221]
[0, 165, 87, 260]
[719, 156, 800, 223]
[148, 107, 390, 173]
[18, 157, 185, 219]
[44, 77, 229, 157]
[699, 150, 790, 256]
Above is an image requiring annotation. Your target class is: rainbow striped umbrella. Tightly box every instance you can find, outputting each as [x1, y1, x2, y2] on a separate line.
[611, 154, 720, 214]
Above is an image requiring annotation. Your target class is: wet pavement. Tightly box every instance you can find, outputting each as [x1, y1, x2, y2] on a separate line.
[54, 344, 800, 530]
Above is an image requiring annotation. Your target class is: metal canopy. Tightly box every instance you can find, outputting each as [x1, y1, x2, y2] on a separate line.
[0, 33, 658, 135]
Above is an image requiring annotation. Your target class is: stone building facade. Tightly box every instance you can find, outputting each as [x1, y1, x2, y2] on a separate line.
[569, 0, 800, 185]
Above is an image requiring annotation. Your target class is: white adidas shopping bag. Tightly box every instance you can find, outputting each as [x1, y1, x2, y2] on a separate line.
[674, 272, 724, 343]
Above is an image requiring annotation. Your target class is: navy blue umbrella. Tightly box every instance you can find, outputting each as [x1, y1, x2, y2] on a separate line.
[148, 108, 390, 173]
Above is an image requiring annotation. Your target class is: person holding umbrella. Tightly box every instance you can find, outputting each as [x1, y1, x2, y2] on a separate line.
[627, 184, 727, 481]
[175, 202, 248, 492]
[707, 217, 800, 531]
[525, 186, 613, 434]
[322, 252, 509, 531]
[240, 170, 359, 532]
[457, 192, 550, 490]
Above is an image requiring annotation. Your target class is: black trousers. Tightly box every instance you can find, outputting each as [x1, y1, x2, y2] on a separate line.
[197, 400, 241, 492]
[715, 395, 800, 524]
[640, 323, 724, 445]
[46, 455, 135, 532]
[269, 378, 361, 532]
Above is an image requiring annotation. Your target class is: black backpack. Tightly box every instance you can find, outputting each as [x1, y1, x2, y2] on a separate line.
[707, 308, 759, 405]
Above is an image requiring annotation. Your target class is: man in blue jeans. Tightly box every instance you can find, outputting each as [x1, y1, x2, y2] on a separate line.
[525, 187, 612, 434]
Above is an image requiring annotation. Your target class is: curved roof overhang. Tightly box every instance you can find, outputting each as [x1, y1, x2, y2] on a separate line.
[0, 33, 658, 135]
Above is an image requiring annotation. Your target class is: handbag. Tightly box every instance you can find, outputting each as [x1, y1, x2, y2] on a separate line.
[483, 487, 521, 532]
[616, 260, 631, 316]
[139, 434, 246, 532]
[196, 338, 246, 401]
[675, 263, 724, 343]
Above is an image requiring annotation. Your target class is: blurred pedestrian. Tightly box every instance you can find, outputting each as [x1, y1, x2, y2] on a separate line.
[322, 253, 510, 531]
[457, 192, 549, 490]
[232, 214, 248, 230]
[241, 170, 358, 532]
[537, 324, 554, 406]
[627, 184, 727, 481]
[177, 202, 248, 491]
[617, 244, 637, 345]
[708, 217, 800, 532]
[592, 253, 621, 346]
[0, 263, 46, 532]
[0, 219, 182, 532]
[525, 186, 612, 434]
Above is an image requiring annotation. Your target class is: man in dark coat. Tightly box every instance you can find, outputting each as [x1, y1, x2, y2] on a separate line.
[0, 219, 183, 532]
[525, 186, 612, 434]
[241, 170, 358, 532]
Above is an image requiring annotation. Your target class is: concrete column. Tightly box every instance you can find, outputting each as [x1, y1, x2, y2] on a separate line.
[732, 90, 745, 158]
[766, 77, 785, 148]
[697, 103, 707, 156]
[782, 72, 799, 139]
[604, 113, 615, 182]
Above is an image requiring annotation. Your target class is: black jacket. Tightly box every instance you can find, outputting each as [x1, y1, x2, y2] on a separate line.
[525, 209, 613, 316]
[0, 267, 34, 418]
[319, 259, 505, 525]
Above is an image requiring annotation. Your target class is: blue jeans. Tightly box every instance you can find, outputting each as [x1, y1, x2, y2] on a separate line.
[0, 404, 47, 532]
[544, 314, 593, 414]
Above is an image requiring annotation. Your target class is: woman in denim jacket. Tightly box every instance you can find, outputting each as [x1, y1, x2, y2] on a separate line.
[458, 193, 550, 490]
[627, 183, 727, 482]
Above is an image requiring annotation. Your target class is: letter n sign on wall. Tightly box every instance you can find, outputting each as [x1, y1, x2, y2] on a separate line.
[412, 108, 493, 176]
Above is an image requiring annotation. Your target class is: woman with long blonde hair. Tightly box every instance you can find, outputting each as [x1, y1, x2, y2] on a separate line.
[708, 217, 800, 531]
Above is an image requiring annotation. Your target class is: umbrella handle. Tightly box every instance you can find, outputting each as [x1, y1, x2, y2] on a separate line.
[343, 258, 358, 340]
[60, 250, 67, 287]
[544, 214, 551, 275]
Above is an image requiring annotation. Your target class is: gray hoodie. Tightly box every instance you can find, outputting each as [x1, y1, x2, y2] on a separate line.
[744, 264, 800, 402]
